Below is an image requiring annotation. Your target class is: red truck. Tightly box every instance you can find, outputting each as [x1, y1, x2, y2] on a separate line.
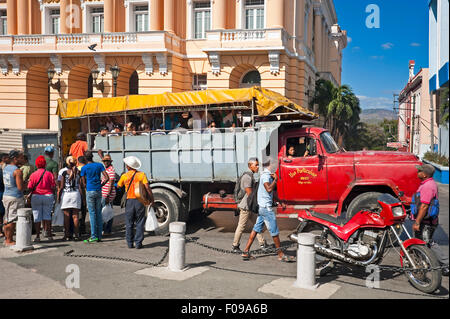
[204, 125, 422, 223]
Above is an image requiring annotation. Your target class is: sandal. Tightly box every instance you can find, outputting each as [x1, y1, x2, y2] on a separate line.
[278, 255, 295, 263]
[241, 252, 255, 261]
[33, 237, 41, 243]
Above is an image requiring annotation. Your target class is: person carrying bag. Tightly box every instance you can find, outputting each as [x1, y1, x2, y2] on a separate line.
[117, 156, 154, 249]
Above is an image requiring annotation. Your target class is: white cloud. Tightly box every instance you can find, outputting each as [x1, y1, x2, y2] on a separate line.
[347, 36, 352, 43]
[381, 42, 394, 50]
[370, 55, 384, 60]
[357, 95, 393, 110]
[410, 42, 421, 47]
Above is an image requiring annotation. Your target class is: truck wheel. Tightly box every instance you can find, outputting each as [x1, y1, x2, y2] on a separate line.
[151, 188, 182, 236]
[346, 192, 402, 246]
[345, 192, 382, 220]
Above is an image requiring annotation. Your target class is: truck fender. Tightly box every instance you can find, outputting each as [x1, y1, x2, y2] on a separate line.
[337, 180, 399, 214]
[399, 238, 427, 266]
[150, 183, 186, 199]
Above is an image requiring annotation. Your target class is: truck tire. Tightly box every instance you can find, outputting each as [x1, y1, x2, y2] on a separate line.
[346, 191, 402, 246]
[345, 192, 382, 220]
[151, 188, 182, 236]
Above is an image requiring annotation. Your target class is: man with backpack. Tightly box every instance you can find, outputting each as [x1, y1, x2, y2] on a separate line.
[412, 164, 448, 275]
[232, 158, 267, 253]
[241, 159, 294, 262]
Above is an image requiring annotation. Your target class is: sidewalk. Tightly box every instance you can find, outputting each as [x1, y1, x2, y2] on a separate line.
[0, 185, 448, 300]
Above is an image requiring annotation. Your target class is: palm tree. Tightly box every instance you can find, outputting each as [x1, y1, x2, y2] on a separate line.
[312, 79, 361, 145]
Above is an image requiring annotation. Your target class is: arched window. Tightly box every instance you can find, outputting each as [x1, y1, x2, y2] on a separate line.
[129, 71, 139, 95]
[240, 70, 261, 88]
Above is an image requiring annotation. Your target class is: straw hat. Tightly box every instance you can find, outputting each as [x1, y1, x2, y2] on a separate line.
[66, 156, 76, 166]
[123, 156, 141, 170]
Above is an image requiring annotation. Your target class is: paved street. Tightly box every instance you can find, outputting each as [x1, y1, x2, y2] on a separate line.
[0, 184, 448, 300]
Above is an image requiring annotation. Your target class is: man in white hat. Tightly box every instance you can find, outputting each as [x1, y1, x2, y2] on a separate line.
[117, 156, 154, 249]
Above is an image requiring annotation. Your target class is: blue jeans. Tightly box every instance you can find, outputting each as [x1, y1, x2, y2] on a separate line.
[0, 191, 5, 223]
[253, 206, 279, 236]
[101, 197, 114, 234]
[125, 199, 146, 247]
[86, 191, 103, 240]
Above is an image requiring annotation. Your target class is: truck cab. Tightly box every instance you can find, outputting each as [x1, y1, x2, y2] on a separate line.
[274, 126, 422, 220]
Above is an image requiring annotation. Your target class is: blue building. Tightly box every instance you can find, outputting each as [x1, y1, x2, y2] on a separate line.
[429, 0, 449, 157]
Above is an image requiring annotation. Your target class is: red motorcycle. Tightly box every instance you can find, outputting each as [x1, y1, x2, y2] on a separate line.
[290, 193, 442, 294]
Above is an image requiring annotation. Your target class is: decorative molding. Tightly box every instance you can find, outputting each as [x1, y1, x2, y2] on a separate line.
[155, 53, 168, 75]
[49, 54, 63, 75]
[268, 50, 280, 75]
[7, 56, 20, 75]
[141, 53, 154, 75]
[208, 51, 221, 75]
[0, 56, 9, 75]
[93, 54, 106, 75]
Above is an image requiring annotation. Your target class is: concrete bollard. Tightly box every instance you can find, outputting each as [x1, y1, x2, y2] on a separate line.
[293, 232, 319, 290]
[11, 208, 34, 252]
[168, 222, 186, 272]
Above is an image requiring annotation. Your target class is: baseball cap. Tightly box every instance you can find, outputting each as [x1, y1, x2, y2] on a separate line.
[416, 164, 435, 177]
[44, 145, 55, 153]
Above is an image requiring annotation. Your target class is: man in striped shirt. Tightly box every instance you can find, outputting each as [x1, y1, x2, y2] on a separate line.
[100, 153, 116, 236]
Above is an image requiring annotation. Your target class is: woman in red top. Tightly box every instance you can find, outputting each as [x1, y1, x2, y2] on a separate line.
[28, 156, 56, 242]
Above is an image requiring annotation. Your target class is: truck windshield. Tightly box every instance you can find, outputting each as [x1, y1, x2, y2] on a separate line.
[320, 132, 339, 154]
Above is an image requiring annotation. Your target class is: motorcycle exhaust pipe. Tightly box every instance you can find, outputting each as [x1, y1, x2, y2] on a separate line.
[288, 233, 298, 242]
[313, 242, 378, 267]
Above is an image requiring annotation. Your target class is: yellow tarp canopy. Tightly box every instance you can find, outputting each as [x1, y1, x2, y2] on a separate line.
[57, 87, 318, 120]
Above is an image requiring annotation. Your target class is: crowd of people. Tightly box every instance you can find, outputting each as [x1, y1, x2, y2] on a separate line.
[0, 134, 154, 249]
[89, 110, 254, 140]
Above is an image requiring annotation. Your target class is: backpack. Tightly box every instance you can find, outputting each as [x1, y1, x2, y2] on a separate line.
[247, 180, 259, 214]
[234, 171, 253, 203]
[410, 192, 439, 220]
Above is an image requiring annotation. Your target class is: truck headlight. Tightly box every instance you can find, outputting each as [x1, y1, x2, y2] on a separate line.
[392, 206, 405, 217]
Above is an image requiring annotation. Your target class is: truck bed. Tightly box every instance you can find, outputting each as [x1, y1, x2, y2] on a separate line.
[92, 123, 280, 183]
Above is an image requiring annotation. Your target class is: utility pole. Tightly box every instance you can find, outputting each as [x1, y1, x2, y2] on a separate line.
[430, 92, 435, 153]
[410, 95, 416, 154]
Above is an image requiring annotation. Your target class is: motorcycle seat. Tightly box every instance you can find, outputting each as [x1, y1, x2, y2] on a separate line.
[310, 210, 351, 226]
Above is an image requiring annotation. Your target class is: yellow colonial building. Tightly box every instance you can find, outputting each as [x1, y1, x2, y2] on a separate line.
[0, 0, 346, 131]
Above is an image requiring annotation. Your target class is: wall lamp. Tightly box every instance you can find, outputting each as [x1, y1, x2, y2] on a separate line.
[91, 69, 105, 92]
[47, 69, 61, 92]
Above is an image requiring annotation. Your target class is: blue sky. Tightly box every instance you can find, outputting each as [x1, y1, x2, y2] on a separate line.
[334, 0, 429, 111]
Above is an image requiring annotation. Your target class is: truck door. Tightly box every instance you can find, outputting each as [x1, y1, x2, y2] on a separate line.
[278, 135, 328, 202]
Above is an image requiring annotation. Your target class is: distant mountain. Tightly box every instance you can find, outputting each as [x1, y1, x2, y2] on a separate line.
[360, 108, 397, 123]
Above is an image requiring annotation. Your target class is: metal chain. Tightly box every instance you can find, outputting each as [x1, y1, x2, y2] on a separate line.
[376, 264, 448, 274]
[185, 236, 297, 255]
[63, 245, 169, 267]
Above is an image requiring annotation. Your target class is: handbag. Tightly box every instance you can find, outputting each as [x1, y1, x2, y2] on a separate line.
[120, 171, 137, 209]
[25, 170, 46, 208]
[135, 180, 151, 206]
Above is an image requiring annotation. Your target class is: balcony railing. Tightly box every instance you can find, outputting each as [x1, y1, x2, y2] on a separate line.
[221, 30, 266, 42]
[0, 31, 183, 53]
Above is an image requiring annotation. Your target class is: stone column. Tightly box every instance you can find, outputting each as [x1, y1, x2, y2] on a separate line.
[266, 0, 284, 28]
[17, 0, 29, 35]
[164, 0, 175, 33]
[313, 8, 322, 71]
[212, 0, 226, 29]
[6, 0, 17, 35]
[104, 0, 114, 33]
[150, 0, 163, 31]
[59, 0, 69, 34]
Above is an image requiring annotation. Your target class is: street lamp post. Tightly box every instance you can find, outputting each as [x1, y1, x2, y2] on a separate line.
[110, 65, 121, 97]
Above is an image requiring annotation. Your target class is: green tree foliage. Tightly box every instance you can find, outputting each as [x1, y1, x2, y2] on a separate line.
[312, 79, 361, 148]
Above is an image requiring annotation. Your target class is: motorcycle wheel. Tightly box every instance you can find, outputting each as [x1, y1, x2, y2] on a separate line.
[403, 245, 442, 294]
